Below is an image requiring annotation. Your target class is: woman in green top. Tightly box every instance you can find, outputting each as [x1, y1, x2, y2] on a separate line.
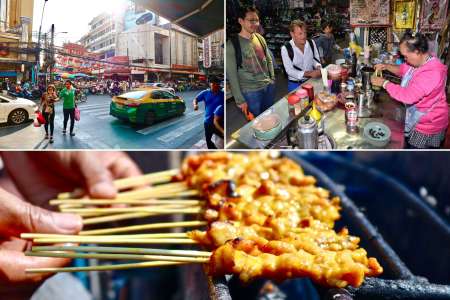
[59, 80, 76, 136]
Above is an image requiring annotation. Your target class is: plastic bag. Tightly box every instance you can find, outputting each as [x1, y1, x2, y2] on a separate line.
[74, 107, 80, 121]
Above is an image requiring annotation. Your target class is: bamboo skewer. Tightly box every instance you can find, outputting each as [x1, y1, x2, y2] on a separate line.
[50, 199, 204, 206]
[58, 189, 199, 205]
[27, 261, 187, 274]
[30, 238, 197, 245]
[64, 203, 200, 218]
[31, 246, 211, 257]
[113, 169, 179, 189]
[80, 220, 207, 235]
[22, 232, 189, 240]
[61, 207, 202, 215]
[26, 251, 210, 263]
[57, 169, 181, 199]
[82, 212, 159, 225]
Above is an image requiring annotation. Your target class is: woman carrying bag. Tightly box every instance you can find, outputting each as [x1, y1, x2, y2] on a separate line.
[372, 32, 448, 149]
[40, 84, 59, 143]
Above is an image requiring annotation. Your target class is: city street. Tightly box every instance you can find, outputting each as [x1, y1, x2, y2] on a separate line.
[0, 90, 208, 149]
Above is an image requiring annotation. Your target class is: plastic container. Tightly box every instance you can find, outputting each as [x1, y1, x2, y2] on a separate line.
[363, 121, 391, 147]
[287, 93, 302, 116]
[296, 88, 309, 110]
[315, 91, 337, 112]
[252, 113, 282, 141]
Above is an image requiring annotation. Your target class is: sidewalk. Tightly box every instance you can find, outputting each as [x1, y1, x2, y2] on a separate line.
[0, 122, 46, 149]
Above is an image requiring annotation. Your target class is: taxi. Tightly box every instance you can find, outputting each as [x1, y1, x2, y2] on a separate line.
[110, 88, 185, 125]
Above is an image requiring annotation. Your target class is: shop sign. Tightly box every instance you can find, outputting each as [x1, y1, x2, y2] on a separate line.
[203, 36, 212, 68]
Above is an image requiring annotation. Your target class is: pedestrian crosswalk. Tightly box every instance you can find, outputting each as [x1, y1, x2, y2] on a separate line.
[51, 98, 205, 148]
[77, 103, 112, 119]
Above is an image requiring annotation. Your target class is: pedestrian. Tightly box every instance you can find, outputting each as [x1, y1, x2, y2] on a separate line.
[281, 20, 322, 93]
[371, 32, 448, 149]
[40, 84, 59, 143]
[313, 21, 342, 66]
[226, 5, 275, 119]
[59, 80, 77, 136]
[193, 76, 224, 149]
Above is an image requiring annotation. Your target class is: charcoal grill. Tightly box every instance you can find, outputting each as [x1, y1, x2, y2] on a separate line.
[180, 152, 450, 300]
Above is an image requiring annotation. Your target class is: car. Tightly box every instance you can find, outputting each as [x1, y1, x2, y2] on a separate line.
[0, 94, 38, 125]
[110, 88, 186, 125]
[140, 82, 176, 94]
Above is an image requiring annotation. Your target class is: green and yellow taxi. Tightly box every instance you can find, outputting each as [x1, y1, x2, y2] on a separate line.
[110, 88, 185, 125]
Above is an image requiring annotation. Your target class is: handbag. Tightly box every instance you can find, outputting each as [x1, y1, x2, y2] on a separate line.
[36, 111, 46, 125]
[74, 107, 80, 121]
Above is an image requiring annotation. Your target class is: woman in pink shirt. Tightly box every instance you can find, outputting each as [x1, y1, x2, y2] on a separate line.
[372, 32, 448, 149]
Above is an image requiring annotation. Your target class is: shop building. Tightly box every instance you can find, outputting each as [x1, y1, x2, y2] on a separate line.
[0, 0, 35, 83]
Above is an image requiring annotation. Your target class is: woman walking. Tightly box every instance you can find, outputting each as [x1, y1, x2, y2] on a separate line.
[40, 84, 59, 143]
[59, 80, 77, 136]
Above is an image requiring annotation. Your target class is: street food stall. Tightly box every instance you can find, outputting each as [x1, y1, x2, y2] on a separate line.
[226, 0, 450, 149]
[231, 76, 406, 149]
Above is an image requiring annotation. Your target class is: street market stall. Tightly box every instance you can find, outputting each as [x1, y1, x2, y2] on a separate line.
[226, 0, 450, 149]
[231, 77, 406, 149]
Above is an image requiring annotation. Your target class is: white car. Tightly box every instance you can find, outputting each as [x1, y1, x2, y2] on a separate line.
[0, 94, 38, 125]
[141, 83, 176, 94]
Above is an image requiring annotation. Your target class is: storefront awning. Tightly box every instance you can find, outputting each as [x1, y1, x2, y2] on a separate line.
[133, 0, 223, 37]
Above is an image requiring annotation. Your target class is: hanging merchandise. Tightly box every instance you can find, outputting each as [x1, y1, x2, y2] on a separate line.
[419, 0, 449, 31]
[350, 0, 390, 26]
[394, 0, 417, 29]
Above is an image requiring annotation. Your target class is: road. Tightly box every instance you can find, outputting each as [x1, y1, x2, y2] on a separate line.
[0, 90, 209, 149]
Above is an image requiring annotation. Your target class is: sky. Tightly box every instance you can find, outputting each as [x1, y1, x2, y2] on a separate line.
[32, 0, 129, 45]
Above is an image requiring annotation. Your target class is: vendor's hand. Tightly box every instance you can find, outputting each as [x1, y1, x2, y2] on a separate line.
[374, 64, 388, 71]
[193, 103, 199, 111]
[371, 76, 385, 87]
[0, 188, 82, 299]
[1, 152, 142, 208]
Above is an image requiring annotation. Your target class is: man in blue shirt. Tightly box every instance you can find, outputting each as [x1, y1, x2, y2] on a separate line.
[193, 76, 224, 149]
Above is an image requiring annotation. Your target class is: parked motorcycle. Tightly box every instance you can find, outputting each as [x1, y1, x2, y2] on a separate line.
[8, 88, 39, 100]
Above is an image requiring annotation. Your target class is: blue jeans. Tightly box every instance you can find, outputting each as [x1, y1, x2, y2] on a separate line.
[242, 83, 275, 117]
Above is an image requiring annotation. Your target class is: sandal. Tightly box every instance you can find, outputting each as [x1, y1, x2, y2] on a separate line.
[44, 134, 49, 139]
[49, 137, 54, 144]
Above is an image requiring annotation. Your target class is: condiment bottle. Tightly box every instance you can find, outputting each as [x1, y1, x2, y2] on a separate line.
[296, 88, 309, 111]
[287, 94, 301, 117]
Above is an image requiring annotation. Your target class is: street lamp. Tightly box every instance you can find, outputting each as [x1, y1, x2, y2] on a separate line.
[36, 0, 49, 84]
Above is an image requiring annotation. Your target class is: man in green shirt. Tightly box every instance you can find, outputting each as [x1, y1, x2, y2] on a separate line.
[59, 80, 76, 136]
[227, 5, 275, 118]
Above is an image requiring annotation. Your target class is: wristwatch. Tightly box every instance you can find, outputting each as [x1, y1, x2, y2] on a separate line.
[382, 80, 389, 89]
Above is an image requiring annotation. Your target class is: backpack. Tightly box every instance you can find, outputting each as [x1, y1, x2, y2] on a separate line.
[230, 33, 267, 69]
[282, 39, 322, 78]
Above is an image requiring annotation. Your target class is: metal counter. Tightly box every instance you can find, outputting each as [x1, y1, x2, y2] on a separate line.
[231, 78, 406, 149]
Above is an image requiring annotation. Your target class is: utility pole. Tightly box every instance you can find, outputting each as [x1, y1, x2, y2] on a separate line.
[36, 0, 49, 84]
[169, 22, 172, 81]
[50, 24, 55, 84]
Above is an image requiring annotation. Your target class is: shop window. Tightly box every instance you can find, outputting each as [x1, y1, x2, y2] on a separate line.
[155, 33, 168, 65]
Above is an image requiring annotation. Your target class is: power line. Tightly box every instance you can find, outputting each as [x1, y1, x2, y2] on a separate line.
[40, 45, 203, 73]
